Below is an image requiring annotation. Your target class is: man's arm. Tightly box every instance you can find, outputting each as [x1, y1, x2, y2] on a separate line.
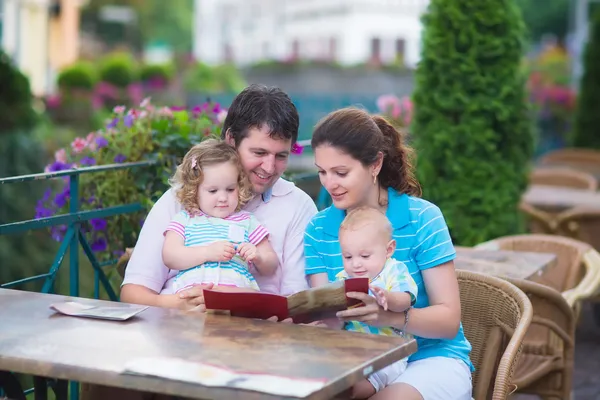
[120, 189, 179, 305]
[279, 196, 318, 296]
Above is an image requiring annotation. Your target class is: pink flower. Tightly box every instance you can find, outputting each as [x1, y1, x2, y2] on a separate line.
[216, 110, 228, 123]
[54, 149, 67, 163]
[86, 132, 97, 151]
[46, 95, 61, 109]
[291, 143, 304, 155]
[377, 94, 402, 119]
[158, 107, 173, 118]
[71, 137, 87, 154]
[140, 97, 151, 108]
[113, 105, 126, 114]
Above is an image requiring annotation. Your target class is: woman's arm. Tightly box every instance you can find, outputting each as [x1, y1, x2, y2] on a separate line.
[309, 272, 329, 288]
[401, 262, 461, 338]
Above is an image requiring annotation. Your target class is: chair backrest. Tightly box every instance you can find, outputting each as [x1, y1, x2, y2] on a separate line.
[457, 270, 533, 400]
[556, 208, 600, 252]
[476, 234, 589, 293]
[529, 167, 598, 191]
[538, 148, 600, 176]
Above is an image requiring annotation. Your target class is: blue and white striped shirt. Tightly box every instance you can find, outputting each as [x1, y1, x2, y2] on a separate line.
[304, 188, 473, 369]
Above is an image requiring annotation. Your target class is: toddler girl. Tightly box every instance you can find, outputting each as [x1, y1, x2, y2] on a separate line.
[162, 139, 278, 293]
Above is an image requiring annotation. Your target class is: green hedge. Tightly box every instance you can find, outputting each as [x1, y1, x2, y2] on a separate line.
[413, 0, 534, 246]
[57, 61, 98, 91]
[99, 52, 139, 88]
[0, 51, 37, 135]
[572, 10, 600, 148]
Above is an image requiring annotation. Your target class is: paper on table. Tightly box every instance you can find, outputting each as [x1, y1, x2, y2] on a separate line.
[122, 357, 327, 398]
[50, 301, 148, 321]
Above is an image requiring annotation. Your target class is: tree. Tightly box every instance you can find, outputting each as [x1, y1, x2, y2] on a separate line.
[572, 11, 600, 149]
[413, 0, 535, 246]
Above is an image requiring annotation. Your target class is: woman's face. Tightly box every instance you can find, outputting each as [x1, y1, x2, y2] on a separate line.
[314, 144, 376, 210]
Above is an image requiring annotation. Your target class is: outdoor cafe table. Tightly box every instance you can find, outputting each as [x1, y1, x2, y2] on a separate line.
[0, 288, 416, 400]
[521, 184, 600, 212]
[455, 247, 557, 280]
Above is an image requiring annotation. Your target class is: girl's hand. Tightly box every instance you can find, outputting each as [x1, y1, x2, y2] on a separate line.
[370, 286, 389, 311]
[237, 242, 258, 263]
[207, 241, 236, 262]
[336, 292, 390, 327]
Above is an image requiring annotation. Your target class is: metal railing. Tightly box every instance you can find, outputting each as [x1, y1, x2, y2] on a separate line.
[0, 161, 156, 301]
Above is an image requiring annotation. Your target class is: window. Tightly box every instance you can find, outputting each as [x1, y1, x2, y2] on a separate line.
[370, 38, 381, 63]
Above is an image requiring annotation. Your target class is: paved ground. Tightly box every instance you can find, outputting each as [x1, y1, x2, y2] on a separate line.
[512, 303, 600, 400]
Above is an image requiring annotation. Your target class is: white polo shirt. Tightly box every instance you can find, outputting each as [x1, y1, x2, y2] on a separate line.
[122, 178, 317, 295]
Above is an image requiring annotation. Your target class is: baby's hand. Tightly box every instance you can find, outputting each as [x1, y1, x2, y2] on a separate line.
[370, 286, 389, 311]
[236, 242, 258, 263]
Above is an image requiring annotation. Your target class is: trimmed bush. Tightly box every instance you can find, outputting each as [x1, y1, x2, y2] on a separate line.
[99, 52, 138, 88]
[413, 0, 534, 246]
[57, 61, 98, 91]
[0, 50, 37, 135]
[140, 63, 174, 85]
[572, 11, 600, 148]
[184, 62, 246, 93]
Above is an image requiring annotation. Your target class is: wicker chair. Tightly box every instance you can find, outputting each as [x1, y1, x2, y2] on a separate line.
[538, 148, 600, 178]
[503, 278, 576, 400]
[529, 167, 598, 191]
[475, 234, 600, 314]
[474, 235, 600, 399]
[518, 201, 559, 235]
[457, 270, 532, 400]
[555, 208, 600, 325]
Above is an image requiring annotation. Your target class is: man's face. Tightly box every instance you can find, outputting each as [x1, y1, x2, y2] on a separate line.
[229, 126, 292, 194]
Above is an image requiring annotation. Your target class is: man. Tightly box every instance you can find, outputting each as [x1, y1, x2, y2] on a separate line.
[120, 83, 317, 309]
[81, 85, 318, 400]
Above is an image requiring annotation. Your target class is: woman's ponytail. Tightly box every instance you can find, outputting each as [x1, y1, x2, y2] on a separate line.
[371, 115, 422, 197]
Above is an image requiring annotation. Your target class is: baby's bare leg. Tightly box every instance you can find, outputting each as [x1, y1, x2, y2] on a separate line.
[351, 379, 376, 399]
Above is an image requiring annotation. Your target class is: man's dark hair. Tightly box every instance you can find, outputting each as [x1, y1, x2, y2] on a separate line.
[221, 84, 299, 146]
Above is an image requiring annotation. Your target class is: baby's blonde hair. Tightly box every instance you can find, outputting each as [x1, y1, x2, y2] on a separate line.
[339, 206, 392, 240]
[169, 139, 253, 214]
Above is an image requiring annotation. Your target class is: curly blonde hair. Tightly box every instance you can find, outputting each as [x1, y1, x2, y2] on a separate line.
[169, 139, 253, 215]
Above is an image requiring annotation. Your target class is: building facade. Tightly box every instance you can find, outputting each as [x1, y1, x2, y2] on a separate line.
[1, 0, 82, 95]
[193, 0, 429, 68]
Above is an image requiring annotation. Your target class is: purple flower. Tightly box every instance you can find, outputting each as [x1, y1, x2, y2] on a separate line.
[212, 103, 222, 114]
[95, 136, 109, 149]
[123, 114, 134, 128]
[113, 249, 125, 257]
[114, 154, 126, 163]
[90, 218, 107, 231]
[80, 156, 96, 166]
[91, 237, 107, 252]
[106, 118, 119, 129]
[51, 225, 66, 242]
[46, 161, 72, 173]
[54, 192, 68, 208]
[42, 188, 52, 202]
[90, 218, 106, 231]
[35, 201, 53, 219]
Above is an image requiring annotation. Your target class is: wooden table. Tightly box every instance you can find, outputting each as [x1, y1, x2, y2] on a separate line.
[455, 247, 557, 280]
[0, 289, 416, 400]
[521, 184, 600, 212]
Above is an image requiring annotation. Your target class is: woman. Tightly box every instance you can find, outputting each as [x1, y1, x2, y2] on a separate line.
[304, 108, 473, 400]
